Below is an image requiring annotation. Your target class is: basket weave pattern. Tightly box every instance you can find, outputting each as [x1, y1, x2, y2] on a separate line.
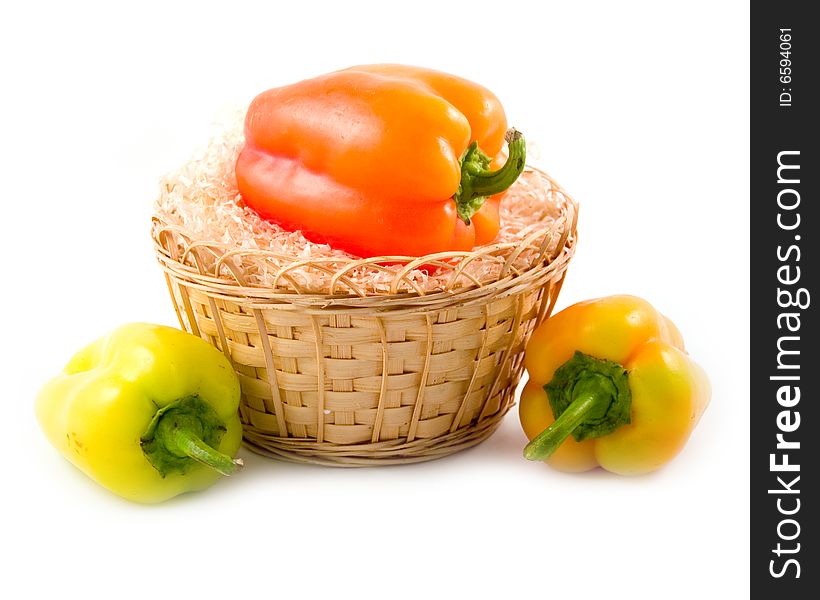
[153, 169, 577, 466]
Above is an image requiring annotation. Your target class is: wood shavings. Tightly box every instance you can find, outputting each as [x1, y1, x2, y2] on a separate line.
[153, 111, 574, 296]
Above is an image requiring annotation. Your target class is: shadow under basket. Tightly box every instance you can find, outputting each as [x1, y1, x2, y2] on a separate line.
[153, 173, 578, 466]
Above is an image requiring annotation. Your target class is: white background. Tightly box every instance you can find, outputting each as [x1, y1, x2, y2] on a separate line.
[2, 1, 749, 598]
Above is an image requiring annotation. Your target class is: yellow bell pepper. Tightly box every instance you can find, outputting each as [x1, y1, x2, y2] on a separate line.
[36, 323, 243, 503]
[520, 295, 710, 475]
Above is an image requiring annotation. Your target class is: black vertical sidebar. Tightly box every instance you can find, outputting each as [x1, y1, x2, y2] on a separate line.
[751, 2, 817, 597]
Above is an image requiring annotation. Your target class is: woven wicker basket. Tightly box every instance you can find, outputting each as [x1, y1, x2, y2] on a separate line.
[152, 168, 577, 466]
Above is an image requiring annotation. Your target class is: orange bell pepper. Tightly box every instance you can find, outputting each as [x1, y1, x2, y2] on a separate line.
[235, 64, 526, 258]
[519, 295, 710, 475]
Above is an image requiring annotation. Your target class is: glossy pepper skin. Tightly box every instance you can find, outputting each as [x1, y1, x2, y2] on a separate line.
[519, 295, 710, 475]
[36, 324, 243, 503]
[235, 64, 526, 258]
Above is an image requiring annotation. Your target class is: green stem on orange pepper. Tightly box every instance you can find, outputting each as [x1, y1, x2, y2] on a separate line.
[523, 352, 632, 461]
[454, 128, 526, 224]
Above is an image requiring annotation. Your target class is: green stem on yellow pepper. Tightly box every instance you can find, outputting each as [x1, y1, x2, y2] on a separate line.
[158, 414, 243, 476]
[523, 352, 632, 461]
[454, 128, 526, 224]
[141, 396, 241, 477]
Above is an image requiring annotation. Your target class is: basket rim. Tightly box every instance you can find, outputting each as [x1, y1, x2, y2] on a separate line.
[153, 165, 578, 301]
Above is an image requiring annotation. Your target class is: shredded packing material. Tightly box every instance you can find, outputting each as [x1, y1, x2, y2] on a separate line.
[153, 113, 573, 296]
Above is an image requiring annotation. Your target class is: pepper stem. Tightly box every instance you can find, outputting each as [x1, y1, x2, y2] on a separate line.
[523, 387, 602, 461]
[454, 128, 526, 224]
[523, 352, 632, 461]
[162, 419, 243, 476]
[141, 395, 241, 478]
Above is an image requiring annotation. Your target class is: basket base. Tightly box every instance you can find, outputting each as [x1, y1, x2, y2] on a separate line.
[241, 406, 510, 467]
